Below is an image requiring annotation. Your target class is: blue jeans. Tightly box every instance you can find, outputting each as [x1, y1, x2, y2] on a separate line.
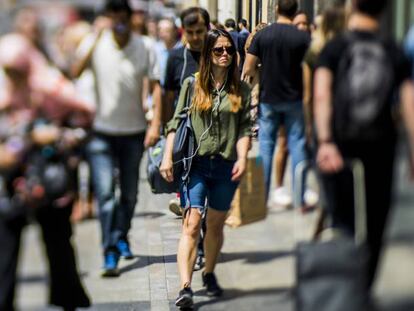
[180, 155, 239, 213]
[86, 132, 145, 254]
[258, 102, 307, 203]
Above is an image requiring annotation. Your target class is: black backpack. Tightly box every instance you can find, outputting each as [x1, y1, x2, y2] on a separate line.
[332, 33, 395, 142]
[24, 148, 73, 205]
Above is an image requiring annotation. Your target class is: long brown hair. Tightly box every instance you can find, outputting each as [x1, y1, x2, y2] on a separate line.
[192, 29, 241, 113]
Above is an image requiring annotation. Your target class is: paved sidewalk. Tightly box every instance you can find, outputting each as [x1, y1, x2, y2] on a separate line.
[15, 147, 414, 311]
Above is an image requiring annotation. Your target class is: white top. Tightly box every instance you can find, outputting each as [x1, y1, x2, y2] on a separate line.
[78, 30, 160, 135]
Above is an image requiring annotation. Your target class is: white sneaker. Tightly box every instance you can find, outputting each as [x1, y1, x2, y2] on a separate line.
[304, 189, 319, 207]
[271, 187, 293, 208]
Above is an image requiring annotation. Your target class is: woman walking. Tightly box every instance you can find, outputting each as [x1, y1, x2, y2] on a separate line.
[160, 29, 251, 308]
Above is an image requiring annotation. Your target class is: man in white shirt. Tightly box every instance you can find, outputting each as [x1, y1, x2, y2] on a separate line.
[72, 0, 161, 277]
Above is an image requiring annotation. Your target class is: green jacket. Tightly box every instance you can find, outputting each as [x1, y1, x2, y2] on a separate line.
[166, 76, 252, 161]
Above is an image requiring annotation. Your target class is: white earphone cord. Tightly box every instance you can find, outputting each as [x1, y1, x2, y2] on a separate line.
[173, 75, 227, 165]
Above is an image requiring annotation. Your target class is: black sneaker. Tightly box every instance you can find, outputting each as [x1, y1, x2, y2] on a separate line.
[175, 287, 194, 308]
[202, 272, 223, 297]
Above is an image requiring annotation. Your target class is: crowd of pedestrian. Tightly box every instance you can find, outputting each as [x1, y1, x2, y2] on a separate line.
[1, 0, 414, 310]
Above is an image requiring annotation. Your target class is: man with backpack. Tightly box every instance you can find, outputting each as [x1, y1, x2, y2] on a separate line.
[314, 0, 414, 288]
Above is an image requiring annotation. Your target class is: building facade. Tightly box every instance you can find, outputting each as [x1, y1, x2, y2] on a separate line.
[187, 0, 414, 40]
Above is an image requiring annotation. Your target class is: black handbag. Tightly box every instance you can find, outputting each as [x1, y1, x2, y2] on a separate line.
[295, 159, 369, 311]
[172, 76, 196, 182]
[146, 77, 195, 194]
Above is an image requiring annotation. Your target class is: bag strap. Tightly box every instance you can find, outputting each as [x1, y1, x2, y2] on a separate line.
[180, 76, 195, 216]
[183, 75, 195, 111]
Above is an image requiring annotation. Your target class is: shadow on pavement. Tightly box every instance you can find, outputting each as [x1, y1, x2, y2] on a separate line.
[118, 254, 177, 274]
[18, 271, 88, 284]
[220, 250, 293, 264]
[134, 211, 165, 219]
[192, 287, 292, 310]
[88, 301, 151, 310]
[387, 233, 414, 244]
[380, 298, 414, 311]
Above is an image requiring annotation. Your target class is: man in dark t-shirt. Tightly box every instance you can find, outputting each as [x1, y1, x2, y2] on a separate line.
[164, 46, 200, 103]
[314, 0, 414, 288]
[243, 0, 310, 205]
[162, 8, 208, 124]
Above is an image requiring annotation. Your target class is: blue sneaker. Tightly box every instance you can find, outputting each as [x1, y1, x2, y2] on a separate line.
[101, 252, 120, 277]
[117, 239, 134, 259]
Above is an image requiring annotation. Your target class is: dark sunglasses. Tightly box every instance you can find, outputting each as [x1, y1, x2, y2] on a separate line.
[212, 46, 236, 57]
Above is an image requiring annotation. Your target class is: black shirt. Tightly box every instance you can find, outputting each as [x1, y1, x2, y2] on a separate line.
[317, 31, 410, 86]
[317, 31, 411, 142]
[164, 46, 201, 99]
[228, 30, 240, 52]
[248, 23, 310, 103]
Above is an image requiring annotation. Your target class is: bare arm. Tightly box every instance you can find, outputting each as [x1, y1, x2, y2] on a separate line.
[232, 136, 251, 181]
[241, 53, 259, 82]
[314, 67, 344, 172]
[314, 68, 333, 143]
[400, 80, 414, 173]
[160, 131, 176, 182]
[303, 62, 313, 143]
[236, 136, 251, 160]
[70, 34, 100, 79]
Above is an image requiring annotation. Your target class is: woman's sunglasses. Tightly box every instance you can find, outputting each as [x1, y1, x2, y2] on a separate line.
[212, 46, 236, 57]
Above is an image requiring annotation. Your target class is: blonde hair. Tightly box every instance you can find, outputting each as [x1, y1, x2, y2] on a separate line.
[244, 22, 268, 54]
[310, 6, 346, 55]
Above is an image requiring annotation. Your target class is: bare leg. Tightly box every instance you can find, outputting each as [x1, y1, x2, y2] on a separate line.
[177, 209, 202, 288]
[274, 126, 289, 188]
[203, 208, 227, 273]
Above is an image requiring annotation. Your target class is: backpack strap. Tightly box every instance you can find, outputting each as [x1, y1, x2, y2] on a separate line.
[184, 75, 195, 110]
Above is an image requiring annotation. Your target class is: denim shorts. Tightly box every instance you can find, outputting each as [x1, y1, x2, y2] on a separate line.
[180, 155, 239, 213]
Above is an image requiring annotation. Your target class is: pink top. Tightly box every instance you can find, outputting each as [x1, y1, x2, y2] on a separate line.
[0, 33, 94, 125]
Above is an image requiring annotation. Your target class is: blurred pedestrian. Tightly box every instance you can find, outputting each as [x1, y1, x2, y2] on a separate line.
[243, 0, 311, 209]
[243, 22, 268, 139]
[293, 10, 310, 33]
[130, 8, 148, 35]
[211, 20, 225, 30]
[60, 21, 97, 222]
[0, 33, 92, 311]
[224, 18, 240, 51]
[13, 7, 49, 60]
[271, 9, 314, 209]
[146, 17, 159, 40]
[237, 18, 250, 72]
[404, 23, 414, 77]
[71, 0, 161, 277]
[160, 29, 251, 308]
[243, 22, 268, 108]
[314, 0, 414, 288]
[238, 18, 250, 37]
[155, 18, 181, 87]
[303, 3, 346, 146]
